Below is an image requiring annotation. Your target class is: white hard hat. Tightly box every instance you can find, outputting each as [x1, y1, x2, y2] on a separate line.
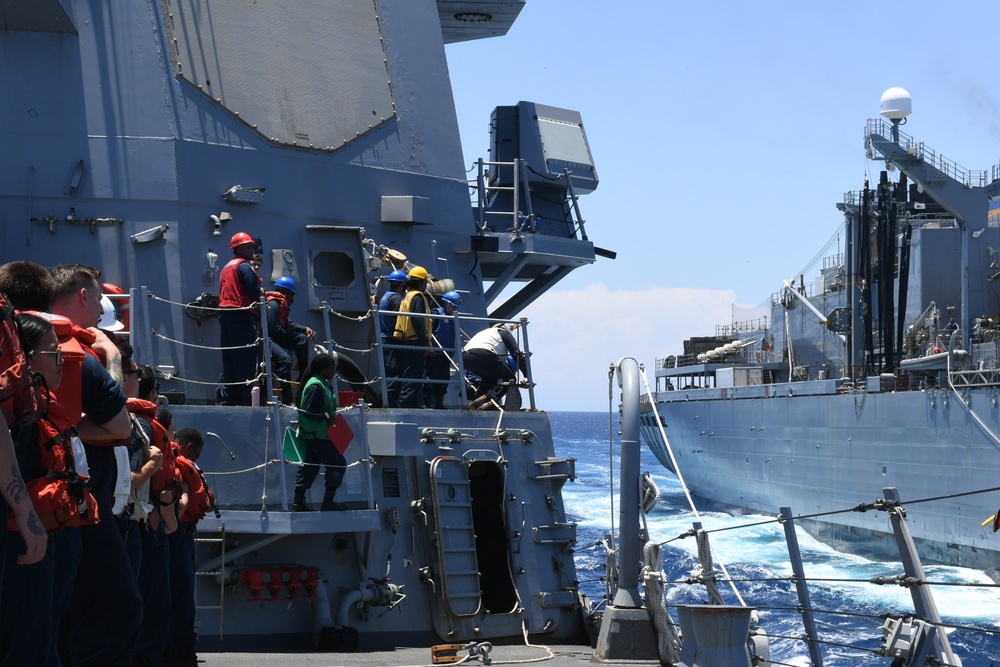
[99, 295, 125, 332]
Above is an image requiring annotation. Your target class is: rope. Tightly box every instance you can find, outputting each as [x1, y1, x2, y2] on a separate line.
[691, 484, 1000, 538]
[202, 460, 281, 476]
[147, 291, 256, 313]
[695, 531, 726, 605]
[603, 541, 618, 603]
[702, 573, 1000, 589]
[641, 541, 681, 665]
[751, 603, 1000, 636]
[640, 472, 659, 514]
[285, 459, 367, 472]
[328, 339, 377, 354]
[152, 329, 261, 351]
[166, 373, 265, 388]
[754, 631, 891, 660]
[637, 367, 746, 606]
[321, 304, 372, 323]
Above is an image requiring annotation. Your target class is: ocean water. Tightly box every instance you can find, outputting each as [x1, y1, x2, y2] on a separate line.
[549, 411, 1000, 666]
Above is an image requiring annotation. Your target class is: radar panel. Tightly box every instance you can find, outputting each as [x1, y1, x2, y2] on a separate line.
[166, 0, 396, 151]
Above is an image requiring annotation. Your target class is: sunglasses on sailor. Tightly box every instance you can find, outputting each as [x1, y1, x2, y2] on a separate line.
[37, 348, 63, 365]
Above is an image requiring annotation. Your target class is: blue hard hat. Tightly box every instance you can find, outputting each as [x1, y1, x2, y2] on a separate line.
[273, 276, 296, 294]
[388, 270, 407, 283]
[441, 291, 463, 308]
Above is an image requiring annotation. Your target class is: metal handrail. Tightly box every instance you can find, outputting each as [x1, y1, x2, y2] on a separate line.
[866, 118, 988, 188]
[372, 307, 536, 409]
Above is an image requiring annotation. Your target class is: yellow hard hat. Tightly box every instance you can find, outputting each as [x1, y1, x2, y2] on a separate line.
[407, 265, 428, 280]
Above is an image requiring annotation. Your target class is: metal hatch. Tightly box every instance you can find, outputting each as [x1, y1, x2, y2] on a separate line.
[429, 456, 482, 618]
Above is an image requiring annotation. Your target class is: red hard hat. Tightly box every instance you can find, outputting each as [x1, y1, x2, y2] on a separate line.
[230, 232, 254, 250]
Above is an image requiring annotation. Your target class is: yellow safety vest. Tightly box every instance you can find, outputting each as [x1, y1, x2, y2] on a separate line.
[393, 290, 432, 341]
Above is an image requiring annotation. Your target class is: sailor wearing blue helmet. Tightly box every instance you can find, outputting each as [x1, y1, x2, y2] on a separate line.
[265, 276, 315, 404]
[377, 269, 408, 407]
[426, 291, 463, 409]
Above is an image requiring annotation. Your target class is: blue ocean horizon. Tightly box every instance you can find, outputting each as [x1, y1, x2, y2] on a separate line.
[549, 411, 1000, 666]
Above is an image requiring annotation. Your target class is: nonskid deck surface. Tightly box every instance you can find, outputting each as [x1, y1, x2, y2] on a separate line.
[195, 643, 633, 667]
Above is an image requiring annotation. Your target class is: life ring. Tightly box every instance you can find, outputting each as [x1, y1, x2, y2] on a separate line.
[931, 347, 943, 355]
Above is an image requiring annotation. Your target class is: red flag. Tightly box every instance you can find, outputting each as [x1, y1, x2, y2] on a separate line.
[326, 413, 354, 455]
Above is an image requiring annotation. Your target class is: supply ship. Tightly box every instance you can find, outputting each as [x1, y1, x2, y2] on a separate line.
[641, 88, 1000, 574]
[0, 0, 608, 651]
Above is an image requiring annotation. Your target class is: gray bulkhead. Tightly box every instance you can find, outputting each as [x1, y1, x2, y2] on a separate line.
[0, 0, 586, 649]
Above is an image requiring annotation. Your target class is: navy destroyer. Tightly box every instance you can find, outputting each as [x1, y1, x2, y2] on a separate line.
[641, 87, 1000, 573]
[0, 0, 609, 652]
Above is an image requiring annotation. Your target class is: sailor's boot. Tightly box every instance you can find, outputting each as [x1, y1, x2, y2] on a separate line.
[292, 487, 310, 512]
[321, 488, 338, 512]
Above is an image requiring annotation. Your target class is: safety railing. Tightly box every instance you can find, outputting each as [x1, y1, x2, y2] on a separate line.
[866, 118, 988, 188]
[132, 282, 537, 413]
[470, 157, 589, 241]
[130, 286, 378, 515]
[371, 307, 536, 411]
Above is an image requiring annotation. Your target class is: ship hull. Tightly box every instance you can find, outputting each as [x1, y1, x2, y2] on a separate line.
[640, 381, 1000, 572]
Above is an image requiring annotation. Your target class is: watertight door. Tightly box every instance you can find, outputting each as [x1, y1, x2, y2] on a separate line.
[429, 456, 482, 618]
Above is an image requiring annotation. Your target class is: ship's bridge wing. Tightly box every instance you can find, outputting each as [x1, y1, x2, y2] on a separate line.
[465, 101, 614, 319]
[437, 0, 525, 44]
[464, 232, 602, 320]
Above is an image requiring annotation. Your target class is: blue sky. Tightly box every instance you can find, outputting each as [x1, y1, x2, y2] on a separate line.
[445, 1, 1000, 411]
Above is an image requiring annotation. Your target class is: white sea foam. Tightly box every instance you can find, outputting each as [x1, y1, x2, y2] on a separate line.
[554, 412, 1000, 663]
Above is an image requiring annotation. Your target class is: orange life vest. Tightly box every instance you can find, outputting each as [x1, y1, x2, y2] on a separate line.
[0, 295, 46, 427]
[265, 291, 290, 328]
[126, 398, 178, 495]
[27, 312, 106, 428]
[219, 258, 253, 308]
[7, 394, 99, 533]
[175, 455, 217, 522]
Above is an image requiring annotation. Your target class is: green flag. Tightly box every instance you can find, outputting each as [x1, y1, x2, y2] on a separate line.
[282, 427, 304, 463]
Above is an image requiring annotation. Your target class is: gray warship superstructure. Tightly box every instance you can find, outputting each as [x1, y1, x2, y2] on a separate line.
[0, 0, 606, 651]
[641, 89, 1000, 573]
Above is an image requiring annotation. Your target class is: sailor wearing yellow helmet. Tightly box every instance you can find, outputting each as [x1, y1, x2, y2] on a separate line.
[392, 266, 431, 408]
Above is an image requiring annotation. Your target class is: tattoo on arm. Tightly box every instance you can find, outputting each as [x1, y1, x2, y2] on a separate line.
[4, 464, 25, 505]
[108, 362, 125, 388]
[26, 512, 44, 536]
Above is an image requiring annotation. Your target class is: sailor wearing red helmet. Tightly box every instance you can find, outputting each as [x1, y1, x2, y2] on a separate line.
[217, 232, 263, 405]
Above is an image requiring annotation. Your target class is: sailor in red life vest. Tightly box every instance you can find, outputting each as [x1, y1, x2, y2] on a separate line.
[129, 365, 177, 666]
[0, 313, 89, 665]
[0, 261, 50, 563]
[218, 232, 263, 406]
[166, 427, 215, 666]
[49, 264, 141, 667]
[265, 276, 315, 404]
[114, 345, 161, 578]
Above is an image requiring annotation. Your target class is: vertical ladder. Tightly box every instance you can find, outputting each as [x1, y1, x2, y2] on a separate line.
[194, 525, 226, 645]
[429, 456, 482, 618]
